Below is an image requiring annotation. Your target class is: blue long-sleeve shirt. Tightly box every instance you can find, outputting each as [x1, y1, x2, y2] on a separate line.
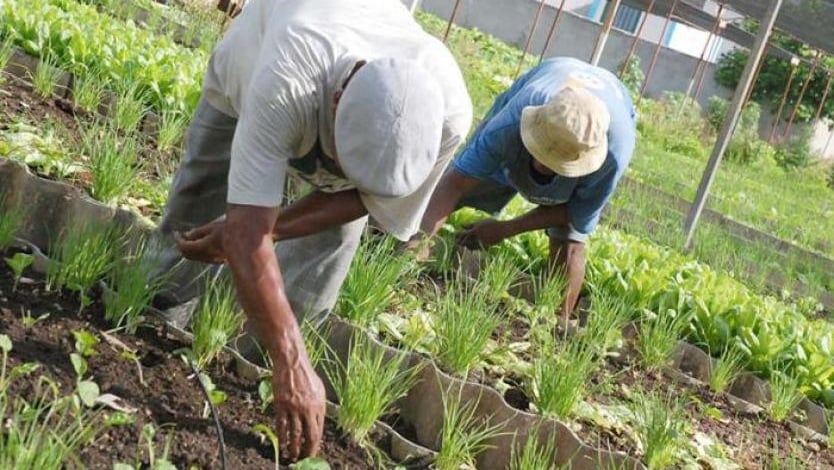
[453, 58, 637, 241]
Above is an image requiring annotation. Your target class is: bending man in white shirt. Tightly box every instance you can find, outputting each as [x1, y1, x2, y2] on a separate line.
[149, 0, 471, 459]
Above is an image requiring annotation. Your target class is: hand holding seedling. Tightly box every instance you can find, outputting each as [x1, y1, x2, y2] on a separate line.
[456, 219, 510, 250]
[272, 342, 326, 460]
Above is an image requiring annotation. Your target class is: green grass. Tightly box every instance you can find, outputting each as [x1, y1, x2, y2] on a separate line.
[636, 310, 691, 372]
[526, 331, 598, 420]
[31, 54, 62, 99]
[0, 191, 23, 249]
[83, 123, 141, 206]
[326, 334, 420, 444]
[768, 371, 803, 423]
[509, 427, 558, 470]
[708, 346, 747, 395]
[72, 69, 109, 114]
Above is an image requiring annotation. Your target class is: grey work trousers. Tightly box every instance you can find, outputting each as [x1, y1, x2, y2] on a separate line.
[150, 98, 366, 330]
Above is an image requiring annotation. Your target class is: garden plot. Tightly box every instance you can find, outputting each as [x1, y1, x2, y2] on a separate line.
[0, 234, 438, 468]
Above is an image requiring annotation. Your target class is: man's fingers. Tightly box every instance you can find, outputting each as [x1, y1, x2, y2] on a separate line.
[302, 410, 323, 458]
[288, 414, 303, 460]
[276, 411, 290, 457]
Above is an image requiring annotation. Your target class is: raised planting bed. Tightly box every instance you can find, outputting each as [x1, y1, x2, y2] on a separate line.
[0, 246, 430, 468]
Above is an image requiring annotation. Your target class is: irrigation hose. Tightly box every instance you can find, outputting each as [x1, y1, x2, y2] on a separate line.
[190, 361, 228, 470]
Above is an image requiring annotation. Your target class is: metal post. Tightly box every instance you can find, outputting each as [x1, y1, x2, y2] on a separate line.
[784, 51, 822, 139]
[814, 72, 834, 122]
[694, 26, 728, 102]
[539, 0, 568, 63]
[743, 42, 769, 106]
[619, 0, 656, 78]
[768, 56, 799, 143]
[590, 0, 622, 66]
[684, 0, 785, 250]
[688, 5, 725, 100]
[442, 0, 463, 43]
[409, 0, 423, 14]
[638, 0, 679, 104]
[515, 0, 548, 77]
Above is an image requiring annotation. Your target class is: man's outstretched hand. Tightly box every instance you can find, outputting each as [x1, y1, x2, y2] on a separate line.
[456, 219, 511, 250]
[271, 343, 326, 460]
[175, 219, 226, 264]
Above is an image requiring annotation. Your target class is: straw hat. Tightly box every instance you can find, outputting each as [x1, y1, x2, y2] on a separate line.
[520, 87, 610, 178]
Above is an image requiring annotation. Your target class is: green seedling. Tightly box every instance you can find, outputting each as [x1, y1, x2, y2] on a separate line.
[137, 423, 176, 470]
[157, 109, 189, 152]
[21, 309, 49, 329]
[636, 309, 691, 371]
[527, 339, 598, 420]
[432, 270, 501, 377]
[326, 334, 420, 444]
[628, 389, 688, 469]
[258, 378, 273, 413]
[0, 334, 11, 391]
[708, 345, 747, 395]
[47, 222, 118, 311]
[113, 80, 149, 132]
[435, 389, 503, 470]
[105, 237, 169, 334]
[31, 54, 62, 99]
[768, 371, 803, 423]
[252, 423, 280, 470]
[69, 350, 99, 408]
[198, 372, 228, 418]
[477, 250, 520, 302]
[83, 123, 140, 205]
[337, 237, 418, 327]
[72, 329, 99, 357]
[72, 70, 109, 114]
[0, 377, 102, 469]
[526, 267, 567, 342]
[106, 412, 137, 427]
[584, 290, 633, 352]
[190, 278, 245, 368]
[5, 252, 33, 291]
[509, 426, 558, 470]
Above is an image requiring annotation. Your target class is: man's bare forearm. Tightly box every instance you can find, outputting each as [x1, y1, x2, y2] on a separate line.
[499, 204, 570, 239]
[417, 169, 481, 239]
[549, 237, 586, 318]
[224, 205, 304, 360]
[273, 190, 367, 242]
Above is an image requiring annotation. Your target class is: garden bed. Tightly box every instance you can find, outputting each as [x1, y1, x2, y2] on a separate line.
[0, 248, 388, 469]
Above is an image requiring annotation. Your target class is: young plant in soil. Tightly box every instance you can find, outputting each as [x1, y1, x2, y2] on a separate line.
[478, 250, 520, 303]
[104, 236, 169, 334]
[113, 80, 150, 132]
[83, 123, 140, 205]
[526, 329, 599, 420]
[584, 289, 633, 352]
[31, 53, 62, 99]
[0, 335, 102, 468]
[190, 277, 245, 369]
[72, 69, 110, 114]
[525, 267, 567, 345]
[628, 389, 688, 469]
[708, 345, 747, 395]
[326, 333, 420, 444]
[768, 370, 804, 423]
[5, 252, 33, 291]
[431, 269, 501, 377]
[157, 109, 189, 152]
[46, 221, 118, 310]
[509, 426, 557, 470]
[336, 237, 418, 327]
[635, 309, 691, 371]
[435, 389, 503, 470]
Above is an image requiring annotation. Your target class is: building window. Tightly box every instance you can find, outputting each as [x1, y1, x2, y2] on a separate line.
[592, 1, 643, 34]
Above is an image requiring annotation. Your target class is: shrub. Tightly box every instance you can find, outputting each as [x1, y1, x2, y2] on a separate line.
[774, 127, 815, 170]
[619, 55, 645, 101]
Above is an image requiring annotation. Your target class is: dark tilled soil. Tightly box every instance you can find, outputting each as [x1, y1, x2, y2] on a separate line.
[0, 256, 375, 469]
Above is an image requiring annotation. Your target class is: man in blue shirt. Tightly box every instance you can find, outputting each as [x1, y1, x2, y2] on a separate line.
[414, 57, 636, 322]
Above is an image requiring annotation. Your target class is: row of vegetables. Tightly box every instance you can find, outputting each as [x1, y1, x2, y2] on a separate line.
[0, 0, 206, 113]
[446, 201, 834, 408]
[4, 0, 834, 422]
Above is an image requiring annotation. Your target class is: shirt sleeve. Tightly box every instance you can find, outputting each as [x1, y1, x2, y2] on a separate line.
[227, 67, 314, 207]
[453, 105, 521, 180]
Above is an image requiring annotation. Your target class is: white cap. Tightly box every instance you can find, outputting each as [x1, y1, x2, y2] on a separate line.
[335, 58, 444, 198]
[520, 87, 610, 178]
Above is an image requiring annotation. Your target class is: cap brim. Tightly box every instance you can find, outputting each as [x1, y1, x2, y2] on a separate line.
[520, 106, 608, 178]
